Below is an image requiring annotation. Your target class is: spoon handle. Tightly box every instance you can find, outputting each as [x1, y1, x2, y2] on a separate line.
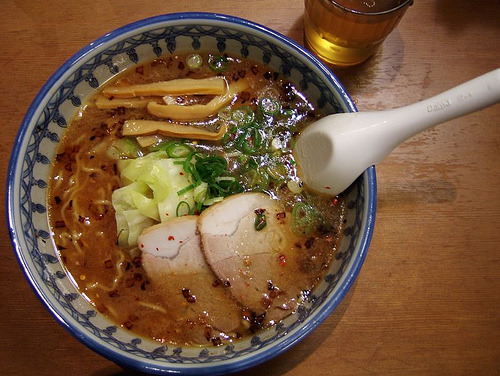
[295, 68, 500, 196]
[382, 68, 500, 149]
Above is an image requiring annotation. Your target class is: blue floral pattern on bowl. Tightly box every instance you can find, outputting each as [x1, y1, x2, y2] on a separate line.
[7, 12, 376, 375]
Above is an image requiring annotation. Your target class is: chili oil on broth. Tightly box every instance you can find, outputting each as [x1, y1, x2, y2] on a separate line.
[48, 52, 346, 346]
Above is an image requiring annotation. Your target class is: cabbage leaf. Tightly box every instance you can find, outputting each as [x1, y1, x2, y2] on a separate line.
[112, 150, 195, 247]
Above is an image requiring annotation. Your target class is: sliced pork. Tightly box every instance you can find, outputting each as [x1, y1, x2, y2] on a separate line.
[198, 192, 312, 326]
[138, 216, 243, 344]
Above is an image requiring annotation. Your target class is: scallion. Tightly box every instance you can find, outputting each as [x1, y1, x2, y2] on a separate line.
[231, 106, 255, 126]
[179, 152, 242, 209]
[259, 97, 281, 116]
[193, 182, 208, 203]
[208, 54, 229, 72]
[186, 54, 203, 70]
[267, 162, 288, 181]
[177, 183, 197, 196]
[236, 127, 263, 155]
[203, 196, 224, 206]
[254, 210, 267, 231]
[218, 106, 233, 121]
[176, 201, 192, 217]
[166, 143, 194, 158]
[245, 168, 269, 190]
[291, 202, 315, 235]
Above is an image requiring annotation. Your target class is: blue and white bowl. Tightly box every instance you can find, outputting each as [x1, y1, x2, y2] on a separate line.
[6, 12, 376, 375]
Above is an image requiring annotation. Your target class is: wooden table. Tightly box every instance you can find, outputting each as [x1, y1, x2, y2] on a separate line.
[1, 0, 499, 375]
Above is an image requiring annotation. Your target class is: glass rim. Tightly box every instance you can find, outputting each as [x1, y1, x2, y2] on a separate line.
[329, 0, 413, 16]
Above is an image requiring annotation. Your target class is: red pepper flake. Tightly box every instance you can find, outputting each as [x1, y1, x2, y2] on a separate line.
[305, 237, 315, 249]
[325, 186, 331, 190]
[331, 197, 339, 206]
[54, 220, 66, 228]
[261, 297, 272, 308]
[133, 257, 142, 267]
[278, 254, 286, 266]
[211, 337, 222, 346]
[179, 172, 184, 175]
[139, 243, 145, 248]
[182, 288, 196, 303]
[168, 235, 175, 241]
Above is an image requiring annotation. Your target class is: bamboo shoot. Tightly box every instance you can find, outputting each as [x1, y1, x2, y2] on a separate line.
[147, 79, 249, 121]
[102, 77, 227, 98]
[123, 120, 226, 141]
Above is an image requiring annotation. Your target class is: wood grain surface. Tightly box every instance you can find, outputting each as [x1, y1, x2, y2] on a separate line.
[1, 0, 499, 375]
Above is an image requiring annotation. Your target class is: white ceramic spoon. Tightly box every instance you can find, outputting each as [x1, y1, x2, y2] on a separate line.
[294, 68, 500, 196]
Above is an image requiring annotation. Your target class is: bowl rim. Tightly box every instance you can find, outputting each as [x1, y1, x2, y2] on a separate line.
[6, 11, 377, 375]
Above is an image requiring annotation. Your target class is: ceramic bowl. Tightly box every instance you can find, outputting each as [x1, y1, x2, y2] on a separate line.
[6, 12, 376, 375]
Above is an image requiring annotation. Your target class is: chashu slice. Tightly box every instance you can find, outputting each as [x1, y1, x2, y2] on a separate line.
[198, 192, 309, 327]
[138, 216, 243, 344]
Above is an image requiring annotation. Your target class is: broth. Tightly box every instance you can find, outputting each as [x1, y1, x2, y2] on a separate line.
[48, 52, 345, 346]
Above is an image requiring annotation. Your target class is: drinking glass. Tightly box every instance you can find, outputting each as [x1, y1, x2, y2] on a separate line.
[304, 0, 412, 66]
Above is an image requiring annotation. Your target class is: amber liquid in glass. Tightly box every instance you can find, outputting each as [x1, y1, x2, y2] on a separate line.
[304, 0, 410, 66]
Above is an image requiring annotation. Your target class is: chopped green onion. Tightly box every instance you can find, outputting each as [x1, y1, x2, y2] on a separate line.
[193, 182, 208, 203]
[267, 162, 288, 181]
[241, 157, 258, 172]
[195, 155, 228, 181]
[177, 183, 196, 196]
[215, 176, 236, 183]
[287, 180, 302, 194]
[179, 152, 241, 209]
[224, 151, 243, 158]
[221, 133, 231, 145]
[281, 107, 295, 117]
[165, 143, 193, 158]
[150, 140, 193, 158]
[231, 106, 255, 126]
[186, 54, 203, 69]
[196, 200, 203, 213]
[208, 54, 229, 72]
[107, 138, 141, 160]
[259, 97, 281, 115]
[203, 196, 224, 206]
[246, 168, 269, 190]
[254, 210, 267, 231]
[291, 202, 315, 235]
[218, 106, 233, 121]
[236, 127, 263, 155]
[176, 201, 192, 217]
